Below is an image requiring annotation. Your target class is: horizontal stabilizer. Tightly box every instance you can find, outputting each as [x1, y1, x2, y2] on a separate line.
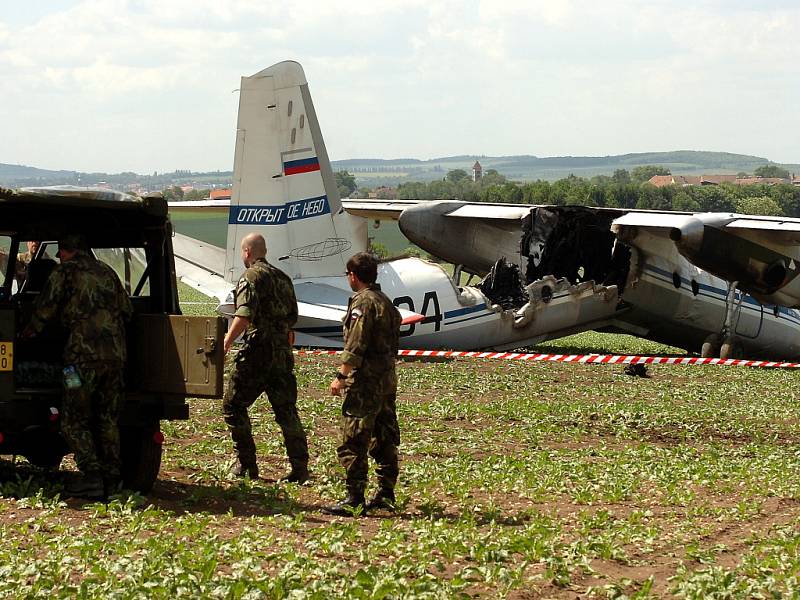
[173, 257, 232, 302]
[172, 233, 227, 277]
[401, 311, 425, 325]
[172, 233, 231, 301]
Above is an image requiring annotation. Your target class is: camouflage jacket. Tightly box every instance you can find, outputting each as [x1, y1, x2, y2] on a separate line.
[342, 284, 401, 387]
[28, 252, 133, 366]
[234, 258, 297, 347]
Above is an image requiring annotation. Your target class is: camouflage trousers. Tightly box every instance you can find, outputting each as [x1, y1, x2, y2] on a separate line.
[222, 344, 308, 470]
[337, 389, 400, 495]
[62, 363, 124, 479]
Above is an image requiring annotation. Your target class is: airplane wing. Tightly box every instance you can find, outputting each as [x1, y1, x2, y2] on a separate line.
[613, 211, 800, 248]
[726, 216, 800, 245]
[171, 232, 231, 300]
[439, 204, 531, 220]
[340, 199, 423, 220]
[612, 211, 800, 307]
[341, 199, 674, 223]
[342, 199, 546, 222]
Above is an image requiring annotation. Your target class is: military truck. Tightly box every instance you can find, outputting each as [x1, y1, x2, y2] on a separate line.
[0, 187, 225, 492]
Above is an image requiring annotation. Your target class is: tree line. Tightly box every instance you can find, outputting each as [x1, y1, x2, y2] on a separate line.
[162, 164, 799, 218]
[370, 165, 798, 217]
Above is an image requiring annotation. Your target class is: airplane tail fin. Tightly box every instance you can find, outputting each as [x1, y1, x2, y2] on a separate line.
[225, 61, 367, 283]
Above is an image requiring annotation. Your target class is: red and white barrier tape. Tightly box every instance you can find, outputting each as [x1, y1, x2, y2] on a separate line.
[295, 349, 800, 369]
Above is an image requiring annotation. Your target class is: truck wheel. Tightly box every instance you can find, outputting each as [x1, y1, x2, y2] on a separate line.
[24, 448, 65, 470]
[120, 424, 164, 493]
[23, 432, 68, 470]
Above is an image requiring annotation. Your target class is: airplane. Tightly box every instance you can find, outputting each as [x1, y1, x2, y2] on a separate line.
[170, 60, 800, 359]
[345, 199, 800, 359]
[170, 60, 633, 351]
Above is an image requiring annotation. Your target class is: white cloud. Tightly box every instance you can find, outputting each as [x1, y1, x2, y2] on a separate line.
[0, 0, 798, 172]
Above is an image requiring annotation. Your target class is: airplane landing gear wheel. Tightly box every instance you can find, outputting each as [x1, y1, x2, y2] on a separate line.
[720, 336, 742, 360]
[701, 334, 722, 358]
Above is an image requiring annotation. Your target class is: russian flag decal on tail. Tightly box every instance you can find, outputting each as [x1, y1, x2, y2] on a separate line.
[282, 148, 320, 176]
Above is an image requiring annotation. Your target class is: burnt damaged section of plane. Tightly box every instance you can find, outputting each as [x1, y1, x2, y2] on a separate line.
[469, 206, 634, 341]
[521, 206, 630, 292]
[476, 206, 631, 318]
[475, 258, 527, 310]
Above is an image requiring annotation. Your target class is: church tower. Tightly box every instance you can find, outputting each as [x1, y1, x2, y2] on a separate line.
[472, 160, 483, 182]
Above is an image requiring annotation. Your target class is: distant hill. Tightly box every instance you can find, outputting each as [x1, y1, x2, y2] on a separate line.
[2, 151, 798, 189]
[0, 163, 77, 180]
[332, 151, 800, 185]
[0, 165, 232, 191]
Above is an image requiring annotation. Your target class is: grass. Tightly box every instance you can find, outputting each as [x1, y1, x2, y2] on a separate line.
[1, 290, 800, 597]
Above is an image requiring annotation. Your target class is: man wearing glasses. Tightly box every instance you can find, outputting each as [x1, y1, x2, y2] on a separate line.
[326, 252, 402, 516]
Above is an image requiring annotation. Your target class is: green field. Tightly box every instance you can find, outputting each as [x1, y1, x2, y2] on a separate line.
[1, 289, 799, 597]
[169, 210, 229, 248]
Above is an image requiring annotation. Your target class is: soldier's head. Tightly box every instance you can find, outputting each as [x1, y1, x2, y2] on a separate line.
[345, 252, 378, 291]
[57, 234, 87, 262]
[240, 233, 267, 268]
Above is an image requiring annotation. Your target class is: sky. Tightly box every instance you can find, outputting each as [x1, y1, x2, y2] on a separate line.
[1, 0, 798, 173]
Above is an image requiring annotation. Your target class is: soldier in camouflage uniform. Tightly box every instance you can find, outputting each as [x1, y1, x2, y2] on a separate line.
[325, 252, 402, 516]
[222, 233, 309, 482]
[23, 234, 133, 498]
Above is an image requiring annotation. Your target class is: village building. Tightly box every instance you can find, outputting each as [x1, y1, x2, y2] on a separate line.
[210, 188, 232, 200]
[472, 161, 482, 182]
[648, 174, 794, 187]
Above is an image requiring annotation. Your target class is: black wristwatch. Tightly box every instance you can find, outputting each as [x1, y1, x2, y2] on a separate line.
[335, 372, 347, 381]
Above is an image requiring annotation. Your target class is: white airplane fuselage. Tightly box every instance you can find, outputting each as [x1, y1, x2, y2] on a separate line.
[291, 257, 619, 350]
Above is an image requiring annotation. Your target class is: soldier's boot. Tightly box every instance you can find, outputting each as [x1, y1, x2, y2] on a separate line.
[64, 472, 105, 499]
[280, 461, 309, 484]
[280, 431, 309, 484]
[229, 459, 259, 479]
[323, 488, 366, 517]
[229, 433, 258, 478]
[366, 488, 396, 512]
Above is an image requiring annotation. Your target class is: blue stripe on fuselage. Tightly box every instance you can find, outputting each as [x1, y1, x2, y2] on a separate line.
[444, 304, 488, 319]
[642, 264, 800, 325]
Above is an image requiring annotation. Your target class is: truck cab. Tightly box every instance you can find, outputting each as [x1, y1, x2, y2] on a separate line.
[0, 187, 224, 492]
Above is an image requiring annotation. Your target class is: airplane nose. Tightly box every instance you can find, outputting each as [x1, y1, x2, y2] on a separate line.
[398, 202, 444, 252]
[397, 204, 423, 239]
